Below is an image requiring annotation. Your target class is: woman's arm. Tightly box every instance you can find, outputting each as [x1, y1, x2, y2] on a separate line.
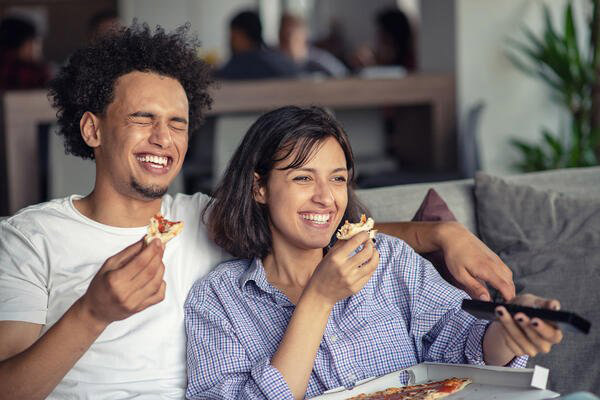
[376, 221, 515, 301]
[271, 233, 380, 399]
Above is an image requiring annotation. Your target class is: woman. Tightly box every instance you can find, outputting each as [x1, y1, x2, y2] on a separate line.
[185, 106, 562, 399]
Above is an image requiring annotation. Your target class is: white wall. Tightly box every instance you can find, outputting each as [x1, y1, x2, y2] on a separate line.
[456, 0, 587, 175]
[119, 0, 257, 62]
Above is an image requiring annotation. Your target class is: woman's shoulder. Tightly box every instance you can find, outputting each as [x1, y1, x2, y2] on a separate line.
[374, 233, 418, 261]
[186, 258, 252, 308]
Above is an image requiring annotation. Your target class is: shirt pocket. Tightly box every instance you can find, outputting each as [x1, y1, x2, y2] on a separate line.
[343, 307, 419, 380]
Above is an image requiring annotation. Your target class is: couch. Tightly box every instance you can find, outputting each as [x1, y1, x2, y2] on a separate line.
[357, 166, 600, 396]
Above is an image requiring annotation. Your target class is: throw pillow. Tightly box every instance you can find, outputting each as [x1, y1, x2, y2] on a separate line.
[411, 188, 461, 288]
[475, 172, 600, 396]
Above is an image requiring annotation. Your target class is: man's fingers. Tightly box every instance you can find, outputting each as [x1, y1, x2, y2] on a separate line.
[455, 270, 491, 301]
[130, 251, 165, 292]
[101, 239, 145, 272]
[118, 239, 164, 281]
[473, 264, 515, 301]
[136, 281, 167, 311]
[128, 262, 167, 309]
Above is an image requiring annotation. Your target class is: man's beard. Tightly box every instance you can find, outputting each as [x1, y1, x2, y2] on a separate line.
[131, 178, 168, 199]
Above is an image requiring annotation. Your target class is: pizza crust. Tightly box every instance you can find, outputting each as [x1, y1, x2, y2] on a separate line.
[336, 214, 377, 240]
[144, 214, 184, 245]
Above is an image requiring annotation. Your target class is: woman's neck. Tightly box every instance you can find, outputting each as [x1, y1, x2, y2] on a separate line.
[262, 242, 324, 303]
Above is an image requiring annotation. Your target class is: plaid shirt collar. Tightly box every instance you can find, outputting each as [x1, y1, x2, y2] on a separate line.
[238, 255, 371, 312]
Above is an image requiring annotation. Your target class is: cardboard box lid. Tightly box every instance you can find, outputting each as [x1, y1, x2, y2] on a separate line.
[311, 363, 560, 400]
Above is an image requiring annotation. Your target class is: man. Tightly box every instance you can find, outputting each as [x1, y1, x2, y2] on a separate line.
[0, 23, 513, 399]
[278, 13, 348, 78]
[0, 15, 51, 90]
[216, 10, 300, 80]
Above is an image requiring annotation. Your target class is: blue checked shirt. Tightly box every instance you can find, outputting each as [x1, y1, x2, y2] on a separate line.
[185, 234, 527, 399]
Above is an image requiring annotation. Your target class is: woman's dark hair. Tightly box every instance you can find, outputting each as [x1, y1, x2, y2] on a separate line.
[48, 22, 213, 160]
[204, 105, 368, 259]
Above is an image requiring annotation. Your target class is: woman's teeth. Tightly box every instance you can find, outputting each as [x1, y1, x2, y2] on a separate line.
[301, 213, 330, 224]
[136, 155, 168, 166]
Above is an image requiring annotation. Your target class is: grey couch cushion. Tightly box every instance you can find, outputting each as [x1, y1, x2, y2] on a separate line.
[475, 172, 600, 396]
[356, 179, 476, 232]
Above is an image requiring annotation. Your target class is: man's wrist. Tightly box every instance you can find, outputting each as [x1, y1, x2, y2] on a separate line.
[431, 221, 462, 251]
[69, 298, 110, 337]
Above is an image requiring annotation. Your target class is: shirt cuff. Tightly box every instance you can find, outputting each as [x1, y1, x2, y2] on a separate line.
[465, 319, 529, 368]
[250, 358, 295, 400]
[505, 355, 529, 368]
[464, 319, 490, 365]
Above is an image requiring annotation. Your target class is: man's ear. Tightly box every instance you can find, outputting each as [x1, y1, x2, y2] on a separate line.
[252, 172, 267, 204]
[80, 111, 101, 148]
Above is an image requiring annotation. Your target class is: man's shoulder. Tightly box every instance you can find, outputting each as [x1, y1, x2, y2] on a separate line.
[2, 197, 74, 234]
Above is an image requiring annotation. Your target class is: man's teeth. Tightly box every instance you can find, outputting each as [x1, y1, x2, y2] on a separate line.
[302, 213, 330, 224]
[137, 155, 168, 166]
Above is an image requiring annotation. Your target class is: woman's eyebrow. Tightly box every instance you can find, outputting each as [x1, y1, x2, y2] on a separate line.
[286, 167, 347, 174]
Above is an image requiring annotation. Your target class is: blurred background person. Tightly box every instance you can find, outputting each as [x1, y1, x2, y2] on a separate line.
[349, 8, 416, 75]
[0, 15, 51, 90]
[87, 9, 123, 42]
[216, 9, 300, 80]
[278, 13, 348, 78]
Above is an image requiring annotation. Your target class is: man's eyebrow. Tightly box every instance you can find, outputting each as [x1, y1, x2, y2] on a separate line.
[171, 116, 188, 124]
[128, 112, 187, 124]
[129, 111, 154, 118]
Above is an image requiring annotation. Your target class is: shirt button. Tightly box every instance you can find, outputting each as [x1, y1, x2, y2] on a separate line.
[347, 373, 357, 382]
[330, 335, 338, 343]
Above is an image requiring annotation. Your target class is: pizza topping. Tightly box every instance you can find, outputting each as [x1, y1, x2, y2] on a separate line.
[336, 214, 377, 240]
[346, 378, 471, 400]
[144, 213, 183, 245]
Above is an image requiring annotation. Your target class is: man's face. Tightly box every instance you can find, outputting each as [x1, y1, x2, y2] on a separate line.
[94, 71, 189, 201]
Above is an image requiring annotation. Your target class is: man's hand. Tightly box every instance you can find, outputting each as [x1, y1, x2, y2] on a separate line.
[438, 222, 515, 301]
[77, 238, 167, 328]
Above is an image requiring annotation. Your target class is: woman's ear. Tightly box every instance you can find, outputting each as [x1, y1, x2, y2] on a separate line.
[253, 172, 267, 204]
[80, 111, 101, 148]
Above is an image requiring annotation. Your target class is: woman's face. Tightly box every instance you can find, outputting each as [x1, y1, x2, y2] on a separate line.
[255, 136, 349, 252]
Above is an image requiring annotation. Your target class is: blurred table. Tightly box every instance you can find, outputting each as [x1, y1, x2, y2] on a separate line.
[0, 74, 455, 215]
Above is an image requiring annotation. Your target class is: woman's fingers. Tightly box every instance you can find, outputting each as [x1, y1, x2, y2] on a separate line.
[496, 307, 539, 356]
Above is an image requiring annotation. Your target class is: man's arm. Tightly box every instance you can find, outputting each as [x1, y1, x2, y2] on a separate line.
[376, 221, 515, 301]
[0, 239, 166, 400]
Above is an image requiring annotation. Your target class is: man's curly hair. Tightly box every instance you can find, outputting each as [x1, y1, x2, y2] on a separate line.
[48, 22, 213, 160]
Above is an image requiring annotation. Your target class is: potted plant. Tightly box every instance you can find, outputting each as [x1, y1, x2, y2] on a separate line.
[507, 0, 600, 171]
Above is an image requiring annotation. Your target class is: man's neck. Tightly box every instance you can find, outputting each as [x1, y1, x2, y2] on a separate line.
[73, 189, 163, 228]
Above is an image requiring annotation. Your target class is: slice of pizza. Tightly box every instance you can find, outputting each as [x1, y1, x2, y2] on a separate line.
[347, 377, 471, 400]
[144, 213, 183, 245]
[336, 214, 377, 240]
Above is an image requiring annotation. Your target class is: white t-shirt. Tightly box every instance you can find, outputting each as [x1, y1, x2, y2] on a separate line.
[0, 193, 227, 399]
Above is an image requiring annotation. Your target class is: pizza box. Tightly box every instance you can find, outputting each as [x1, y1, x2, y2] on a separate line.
[310, 362, 560, 399]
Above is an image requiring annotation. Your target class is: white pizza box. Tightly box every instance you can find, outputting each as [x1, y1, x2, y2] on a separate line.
[310, 362, 560, 399]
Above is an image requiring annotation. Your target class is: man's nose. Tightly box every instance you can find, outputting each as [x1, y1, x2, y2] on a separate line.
[149, 121, 173, 148]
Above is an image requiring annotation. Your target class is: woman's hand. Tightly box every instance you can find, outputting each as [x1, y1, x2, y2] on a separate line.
[306, 231, 380, 307]
[483, 294, 564, 365]
[437, 222, 515, 301]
